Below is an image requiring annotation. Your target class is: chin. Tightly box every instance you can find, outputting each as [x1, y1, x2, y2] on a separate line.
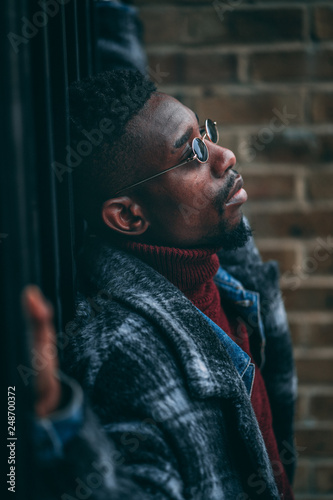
[219, 215, 252, 251]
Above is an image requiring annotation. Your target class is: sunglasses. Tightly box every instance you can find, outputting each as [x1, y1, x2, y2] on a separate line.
[114, 119, 219, 196]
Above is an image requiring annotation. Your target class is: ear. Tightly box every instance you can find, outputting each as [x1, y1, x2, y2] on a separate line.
[102, 197, 150, 236]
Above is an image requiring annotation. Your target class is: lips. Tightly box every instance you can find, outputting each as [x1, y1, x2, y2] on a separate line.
[225, 174, 247, 206]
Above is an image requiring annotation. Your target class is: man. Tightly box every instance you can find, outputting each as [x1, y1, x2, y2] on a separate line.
[55, 69, 297, 499]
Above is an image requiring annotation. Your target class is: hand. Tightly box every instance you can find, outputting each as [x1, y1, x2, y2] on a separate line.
[21, 285, 61, 417]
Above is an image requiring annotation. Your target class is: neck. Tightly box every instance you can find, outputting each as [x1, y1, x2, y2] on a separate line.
[118, 239, 221, 294]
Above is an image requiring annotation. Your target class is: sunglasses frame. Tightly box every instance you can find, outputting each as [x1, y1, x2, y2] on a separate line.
[113, 119, 218, 196]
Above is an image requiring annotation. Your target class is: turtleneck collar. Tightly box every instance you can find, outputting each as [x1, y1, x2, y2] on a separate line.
[120, 240, 221, 295]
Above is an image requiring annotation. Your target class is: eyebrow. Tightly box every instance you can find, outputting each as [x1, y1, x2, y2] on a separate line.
[173, 126, 193, 149]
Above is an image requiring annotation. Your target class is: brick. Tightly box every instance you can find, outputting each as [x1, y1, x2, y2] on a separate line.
[295, 429, 333, 457]
[137, 0, 261, 4]
[293, 462, 311, 493]
[215, 132, 238, 155]
[138, 0, 310, 4]
[313, 463, 333, 493]
[240, 131, 333, 164]
[311, 92, 333, 123]
[137, 0, 227, 5]
[249, 50, 333, 82]
[308, 253, 333, 275]
[247, 210, 333, 238]
[307, 323, 333, 347]
[313, 6, 333, 41]
[259, 247, 298, 274]
[310, 395, 333, 421]
[213, 8, 304, 44]
[289, 320, 333, 349]
[283, 288, 333, 311]
[295, 393, 307, 422]
[289, 321, 308, 347]
[279, 237, 333, 278]
[296, 357, 333, 384]
[140, 8, 186, 45]
[243, 173, 296, 201]
[187, 92, 302, 126]
[146, 53, 180, 85]
[293, 497, 333, 500]
[147, 52, 238, 84]
[299, 323, 333, 348]
[302, 238, 333, 275]
[306, 172, 333, 200]
[140, 7, 304, 45]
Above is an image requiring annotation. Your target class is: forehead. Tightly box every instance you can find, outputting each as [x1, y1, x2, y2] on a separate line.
[142, 92, 195, 133]
[126, 93, 196, 164]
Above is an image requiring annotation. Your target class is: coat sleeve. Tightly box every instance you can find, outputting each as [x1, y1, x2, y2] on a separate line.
[33, 372, 184, 500]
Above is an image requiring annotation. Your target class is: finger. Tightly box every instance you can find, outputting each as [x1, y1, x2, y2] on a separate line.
[21, 286, 61, 416]
[21, 285, 54, 327]
[21, 285, 57, 361]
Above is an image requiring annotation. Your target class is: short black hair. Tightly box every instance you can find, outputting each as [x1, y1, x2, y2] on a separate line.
[69, 70, 156, 229]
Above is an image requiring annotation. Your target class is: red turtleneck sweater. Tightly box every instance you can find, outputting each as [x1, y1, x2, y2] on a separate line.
[122, 241, 294, 500]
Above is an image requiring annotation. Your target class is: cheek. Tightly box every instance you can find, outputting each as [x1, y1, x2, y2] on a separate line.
[176, 181, 218, 220]
[145, 176, 219, 230]
[174, 193, 221, 234]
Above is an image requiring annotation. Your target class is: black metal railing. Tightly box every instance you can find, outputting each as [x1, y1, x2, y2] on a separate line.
[1, 1, 95, 497]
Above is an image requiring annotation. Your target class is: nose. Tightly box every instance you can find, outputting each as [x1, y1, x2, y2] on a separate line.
[209, 143, 236, 178]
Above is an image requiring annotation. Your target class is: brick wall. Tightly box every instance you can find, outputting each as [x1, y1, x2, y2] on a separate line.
[134, 0, 333, 498]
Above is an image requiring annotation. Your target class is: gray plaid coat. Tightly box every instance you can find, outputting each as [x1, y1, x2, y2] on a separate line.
[60, 233, 297, 500]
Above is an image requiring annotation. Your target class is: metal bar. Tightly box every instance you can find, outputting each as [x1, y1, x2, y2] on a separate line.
[1, 1, 97, 495]
[76, 0, 94, 78]
[65, 0, 80, 83]
[0, 1, 40, 498]
[29, 0, 63, 333]
[47, 3, 76, 332]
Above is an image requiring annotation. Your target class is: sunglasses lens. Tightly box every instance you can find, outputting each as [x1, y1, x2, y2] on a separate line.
[193, 138, 208, 162]
[206, 119, 218, 144]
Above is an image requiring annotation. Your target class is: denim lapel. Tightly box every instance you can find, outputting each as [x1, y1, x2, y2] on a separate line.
[196, 308, 255, 396]
[214, 266, 266, 368]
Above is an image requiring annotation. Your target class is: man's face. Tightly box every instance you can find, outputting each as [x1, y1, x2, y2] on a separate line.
[115, 92, 250, 249]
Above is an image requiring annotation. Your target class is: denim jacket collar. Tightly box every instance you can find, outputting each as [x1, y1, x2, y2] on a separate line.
[196, 307, 255, 396]
[213, 266, 266, 369]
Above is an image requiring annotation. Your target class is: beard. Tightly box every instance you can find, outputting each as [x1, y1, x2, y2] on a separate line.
[200, 213, 252, 250]
[200, 170, 252, 250]
[215, 215, 252, 251]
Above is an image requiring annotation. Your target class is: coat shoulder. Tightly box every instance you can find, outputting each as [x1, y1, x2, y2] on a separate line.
[63, 292, 187, 412]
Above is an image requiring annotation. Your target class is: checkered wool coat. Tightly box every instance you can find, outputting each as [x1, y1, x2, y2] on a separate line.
[61, 232, 297, 500]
